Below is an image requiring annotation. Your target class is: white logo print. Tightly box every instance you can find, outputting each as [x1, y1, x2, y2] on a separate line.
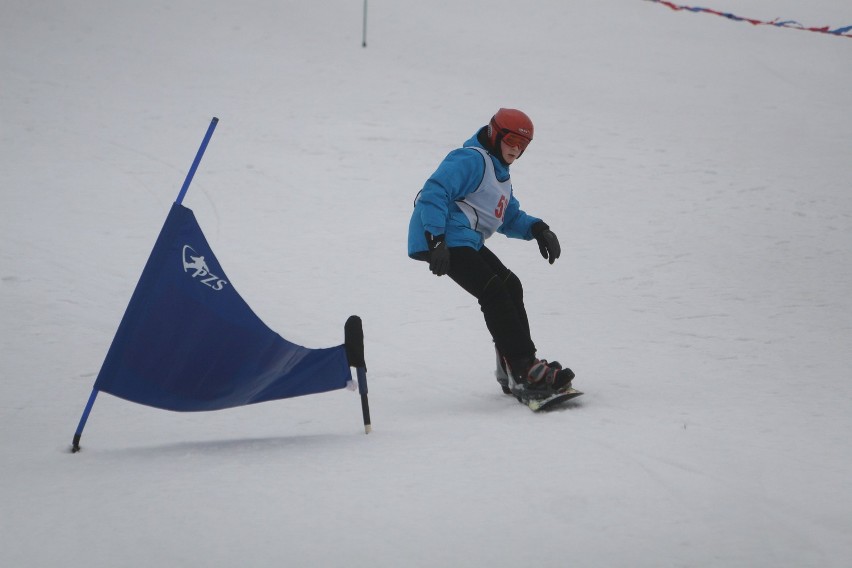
[182, 245, 228, 291]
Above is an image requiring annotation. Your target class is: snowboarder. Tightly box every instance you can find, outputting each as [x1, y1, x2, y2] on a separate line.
[408, 108, 576, 404]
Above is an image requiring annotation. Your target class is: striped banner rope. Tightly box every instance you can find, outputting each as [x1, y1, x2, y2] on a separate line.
[645, 0, 852, 39]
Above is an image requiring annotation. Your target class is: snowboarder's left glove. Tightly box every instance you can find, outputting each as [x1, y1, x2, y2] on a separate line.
[426, 232, 450, 276]
[532, 221, 560, 264]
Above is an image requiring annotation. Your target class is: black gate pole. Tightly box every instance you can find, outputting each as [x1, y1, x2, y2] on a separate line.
[345, 315, 371, 433]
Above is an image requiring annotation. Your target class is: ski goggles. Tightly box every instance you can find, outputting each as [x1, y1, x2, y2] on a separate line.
[501, 131, 532, 151]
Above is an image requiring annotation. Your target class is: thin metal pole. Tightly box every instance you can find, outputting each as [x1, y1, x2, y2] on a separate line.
[362, 0, 368, 47]
[175, 117, 219, 205]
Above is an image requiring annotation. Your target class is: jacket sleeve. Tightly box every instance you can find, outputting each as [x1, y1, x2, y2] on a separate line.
[498, 193, 541, 240]
[416, 149, 485, 237]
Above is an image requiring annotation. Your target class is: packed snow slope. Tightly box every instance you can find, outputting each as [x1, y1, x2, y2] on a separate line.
[2, 1, 851, 567]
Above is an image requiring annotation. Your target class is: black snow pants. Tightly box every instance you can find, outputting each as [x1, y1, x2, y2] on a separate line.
[445, 245, 536, 361]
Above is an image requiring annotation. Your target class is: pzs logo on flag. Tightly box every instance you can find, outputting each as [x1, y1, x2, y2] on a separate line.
[182, 245, 228, 291]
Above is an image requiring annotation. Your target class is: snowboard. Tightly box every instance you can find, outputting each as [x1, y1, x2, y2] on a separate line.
[524, 387, 583, 412]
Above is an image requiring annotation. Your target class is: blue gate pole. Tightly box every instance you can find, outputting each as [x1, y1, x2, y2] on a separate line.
[71, 118, 219, 453]
[71, 388, 99, 452]
[175, 117, 219, 205]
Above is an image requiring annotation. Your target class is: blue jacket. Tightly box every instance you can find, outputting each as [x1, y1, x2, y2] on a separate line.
[408, 128, 541, 258]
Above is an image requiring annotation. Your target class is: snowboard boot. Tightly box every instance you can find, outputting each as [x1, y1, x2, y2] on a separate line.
[505, 356, 575, 400]
[497, 349, 566, 396]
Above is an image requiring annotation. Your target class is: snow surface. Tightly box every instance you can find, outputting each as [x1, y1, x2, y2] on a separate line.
[2, 1, 851, 566]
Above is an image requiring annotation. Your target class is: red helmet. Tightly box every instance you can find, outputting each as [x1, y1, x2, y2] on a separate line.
[487, 108, 534, 154]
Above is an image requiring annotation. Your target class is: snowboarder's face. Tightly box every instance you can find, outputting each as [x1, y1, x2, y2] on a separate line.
[501, 140, 522, 164]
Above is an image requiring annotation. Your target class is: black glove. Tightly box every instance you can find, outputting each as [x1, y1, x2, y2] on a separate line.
[532, 221, 560, 265]
[426, 232, 450, 276]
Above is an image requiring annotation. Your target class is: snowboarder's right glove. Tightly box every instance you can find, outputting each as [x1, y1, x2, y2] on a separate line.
[426, 232, 450, 276]
[532, 221, 561, 265]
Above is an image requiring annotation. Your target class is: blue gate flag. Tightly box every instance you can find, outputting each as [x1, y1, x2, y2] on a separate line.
[93, 202, 351, 411]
